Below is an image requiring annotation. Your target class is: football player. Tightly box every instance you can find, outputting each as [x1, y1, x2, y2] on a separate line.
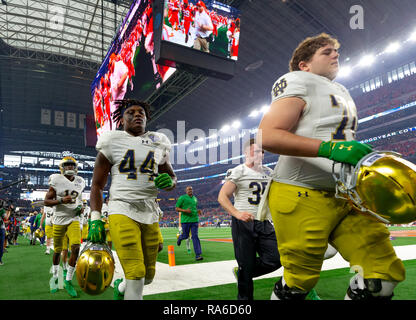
[258, 33, 404, 300]
[80, 200, 90, 244]
[88, 99, 177, 300]
[44, 156, 85, 297]
[218, 138, 281, 300]
[40, 205, 55, 254]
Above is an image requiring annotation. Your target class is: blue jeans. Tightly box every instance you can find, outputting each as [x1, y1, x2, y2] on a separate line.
[179, 222, 202, 256]
[0, 228, 5, 262]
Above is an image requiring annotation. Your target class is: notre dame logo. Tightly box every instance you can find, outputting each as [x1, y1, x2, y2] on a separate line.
[272, 78, 288, 98]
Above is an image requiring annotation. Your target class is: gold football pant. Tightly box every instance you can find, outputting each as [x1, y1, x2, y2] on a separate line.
[81, 224, 89, 240]
[53, 221, 81, 253]
[45, 225, 54, 239]
[109, 214, 160, 280]
[268, 181, 405, 292]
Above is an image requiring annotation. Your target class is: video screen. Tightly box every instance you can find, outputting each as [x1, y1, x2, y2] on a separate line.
[90, 0, 176, 138]
[162, 0, 241, 60]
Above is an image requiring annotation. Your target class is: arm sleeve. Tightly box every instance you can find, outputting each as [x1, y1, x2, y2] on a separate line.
[224, 167, 241, 185]
[175, 196, 183, 209]
[158, 133, 172, 165]
[96, 131, 113, 164]
[271, 72, 307, 103]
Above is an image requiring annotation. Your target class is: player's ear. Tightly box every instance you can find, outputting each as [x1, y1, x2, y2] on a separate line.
[298, 60, 309, 72]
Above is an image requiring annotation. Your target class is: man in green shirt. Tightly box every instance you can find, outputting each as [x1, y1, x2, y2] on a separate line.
[175, 186, 203, 261]
[33, 210, 45, 246]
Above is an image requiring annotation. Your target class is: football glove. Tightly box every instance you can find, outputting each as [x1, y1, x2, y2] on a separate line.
[87, 220, 106, 243]
[154, 173, 173, 190]
[318, 141, 373, 166]
[178, 226, 183, 234]
[74, 205, 83, 216]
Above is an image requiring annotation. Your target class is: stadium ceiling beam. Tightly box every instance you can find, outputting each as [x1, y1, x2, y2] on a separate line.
[146, 0, 244, 126]
[0, 39, 100, 72]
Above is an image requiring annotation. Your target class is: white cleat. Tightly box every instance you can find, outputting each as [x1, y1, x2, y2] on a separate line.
[271, 290, 279, 300]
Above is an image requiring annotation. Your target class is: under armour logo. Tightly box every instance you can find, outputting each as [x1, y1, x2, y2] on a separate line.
[298, 191, 309, 197]
[338, 144, 353, 151]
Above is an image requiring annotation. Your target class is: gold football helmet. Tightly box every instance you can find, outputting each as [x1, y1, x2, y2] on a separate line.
[35, 228, 45, 239]
[333, 151, 416, 224]
[59, 156, 78, 176]
[76, 242, 115, 295]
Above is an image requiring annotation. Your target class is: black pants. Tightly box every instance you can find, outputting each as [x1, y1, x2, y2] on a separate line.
[231, 217, 281, 300]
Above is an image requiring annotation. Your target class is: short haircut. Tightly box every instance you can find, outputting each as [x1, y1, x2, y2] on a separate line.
[243, 138, 257, 152]
[112, 99, 152, 129]
[289, 33, 340, 72]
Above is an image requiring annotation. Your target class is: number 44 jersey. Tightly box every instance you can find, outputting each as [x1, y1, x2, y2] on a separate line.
[270, 71, 358, 191]
[48, 174, 86, 225]
[96, 130, 171, 202]
[225, 164, 273, 217]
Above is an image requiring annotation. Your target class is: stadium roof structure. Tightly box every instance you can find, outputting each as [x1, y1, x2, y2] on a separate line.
[0, 0, 415, 158]
[0, 0, 132, 70]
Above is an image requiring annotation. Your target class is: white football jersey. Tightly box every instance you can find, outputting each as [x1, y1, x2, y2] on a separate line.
[270, 71, 358, 190]
[48, 173, 86, 225]
[81, 205, 90, 225]
[101, 203, 109, 219]
[225, 164, 273, 217]
[96, 130, 171, 224]
[43, 206, 55, 226]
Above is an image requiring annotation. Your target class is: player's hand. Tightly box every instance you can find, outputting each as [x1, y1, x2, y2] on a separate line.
[61, 195, 73, 204]
[178, 226, 183, 234]
[185, 209, 192, 214]
[87, 220, 106, 243]
[74, 205, 83, 216]
[154, 173, 173, 190]
[235, 211, 254, 222]
[318, 141, 373, 166]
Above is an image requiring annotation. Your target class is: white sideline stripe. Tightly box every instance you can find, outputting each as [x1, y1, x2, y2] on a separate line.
[109, 244, 416, 296]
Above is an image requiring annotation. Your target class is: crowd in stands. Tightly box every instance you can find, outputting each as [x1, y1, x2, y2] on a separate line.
[354, 73, 416, 119]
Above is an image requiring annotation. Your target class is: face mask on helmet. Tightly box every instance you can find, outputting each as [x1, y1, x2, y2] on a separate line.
[76, 242, 115, 295]
[332, 151, 416, 224]
[59, 157, 78, 176]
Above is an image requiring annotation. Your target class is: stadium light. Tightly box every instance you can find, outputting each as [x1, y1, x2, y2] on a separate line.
[221, 124, 230, 132]
[359, 54, 375, 67]
[338, 66, 352, 78]
[249, 109, 259, 117]
[260, 105, 269, 113]
[231, 120, 241, 129]
[385, 42, 401, 53]
[410, 30, 416, 42]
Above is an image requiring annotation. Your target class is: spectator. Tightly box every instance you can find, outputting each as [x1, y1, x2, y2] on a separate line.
[0, 202, 11, 266]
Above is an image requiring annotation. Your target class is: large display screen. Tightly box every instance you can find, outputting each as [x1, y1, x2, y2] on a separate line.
[90, 0, 176, 138]
[162, 0, 241, 60]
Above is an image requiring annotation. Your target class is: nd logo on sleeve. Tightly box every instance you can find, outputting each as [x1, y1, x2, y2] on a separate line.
[272, 78, 288, 98]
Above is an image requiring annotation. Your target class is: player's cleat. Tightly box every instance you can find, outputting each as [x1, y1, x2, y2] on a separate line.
[305, 288, 321, 300]
[49, 276, 59, 293]
[195, 255, 203, 261]
[113, 278, 124, 300]
[45, 248, 50, 255]
[177, 238, 181, 246]
[232, 267, 239, 281]
[64, 280, 78, 298]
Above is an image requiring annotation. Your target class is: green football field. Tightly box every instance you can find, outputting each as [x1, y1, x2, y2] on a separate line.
[1, 226, 416, 300]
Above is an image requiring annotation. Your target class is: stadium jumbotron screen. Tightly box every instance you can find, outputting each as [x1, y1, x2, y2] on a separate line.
[153, 0, 238, 80]
[162, 0, 241, 60]
[90, 0, 176, 139]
